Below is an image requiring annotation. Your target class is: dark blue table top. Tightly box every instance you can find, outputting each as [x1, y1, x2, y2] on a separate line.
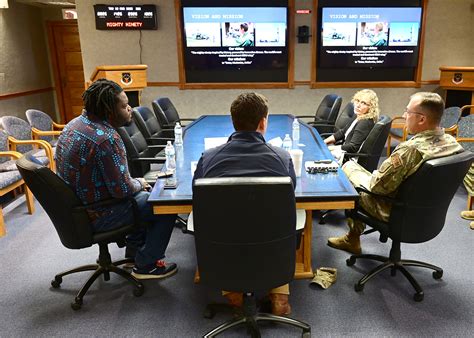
[149, 114, 358, 205]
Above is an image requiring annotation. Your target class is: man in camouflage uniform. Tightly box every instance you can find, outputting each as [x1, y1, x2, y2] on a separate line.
[328, 92, 464, 254]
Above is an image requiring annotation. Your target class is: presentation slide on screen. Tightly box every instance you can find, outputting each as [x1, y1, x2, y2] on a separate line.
[320, 7, 422, 68]
[182, 7, 287, 81]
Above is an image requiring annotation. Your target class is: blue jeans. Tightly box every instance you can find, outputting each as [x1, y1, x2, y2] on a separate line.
[92, 191, 176, 268]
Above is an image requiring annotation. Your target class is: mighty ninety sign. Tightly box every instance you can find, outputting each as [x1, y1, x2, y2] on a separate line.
[94, 4, 157, 30]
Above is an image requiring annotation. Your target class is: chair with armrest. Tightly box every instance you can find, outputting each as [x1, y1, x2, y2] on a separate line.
[151, 97, 196, 129]
[1, 116, 54, 170]
[386, 105, 466, 156]
[132, 107, 174, 145]
[25, 109, 65, 146]
[318, 102, 356, 138]
[345, 151, 474, 301]
[0, 131, 35, 237]
[456, 112, 474, 210]
[319, 116, 392, 224]
[16, 155, 145, 310]
[117, 118, 166, 184]
[296, 94, 342, 131]
[192, 177, 311, 337]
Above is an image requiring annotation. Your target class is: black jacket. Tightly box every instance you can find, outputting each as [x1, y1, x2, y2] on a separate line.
[333, 118, 375, 153]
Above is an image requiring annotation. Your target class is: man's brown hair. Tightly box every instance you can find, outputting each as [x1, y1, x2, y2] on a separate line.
[230, 92, 268, 131]
[411, 92, 445, 124]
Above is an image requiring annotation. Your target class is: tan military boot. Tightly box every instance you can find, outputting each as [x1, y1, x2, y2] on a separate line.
[327, 232, 361, 255]
[470, 221, 474, 230]
[269, 293, 291, 316]
[460, 210, 474, 220]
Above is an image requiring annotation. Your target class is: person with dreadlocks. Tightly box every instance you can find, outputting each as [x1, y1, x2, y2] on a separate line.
[56, 79, 177, 280]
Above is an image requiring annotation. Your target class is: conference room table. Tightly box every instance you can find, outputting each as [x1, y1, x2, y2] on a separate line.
[149, 114, 358, 279]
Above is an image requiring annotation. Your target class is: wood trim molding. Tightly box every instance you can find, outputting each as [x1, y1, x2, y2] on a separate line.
[287, 0, 295, 88]
[147, 82, 181, 87]
[182, 83, 292, 90]
[415, 0, 429, 84]
[421, 80, 439, 85]
[174, 0, 186, 89]
[294, 80, 311, 86]
[311, 81, 422, 88]
[0, 87, 54, 100]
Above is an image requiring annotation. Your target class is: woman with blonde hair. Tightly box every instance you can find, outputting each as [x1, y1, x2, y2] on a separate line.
[324, 89, 380, 159]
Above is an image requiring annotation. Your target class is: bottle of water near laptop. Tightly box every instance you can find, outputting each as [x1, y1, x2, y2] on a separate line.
[165, 141, 176, 171]
[282, 134, 292, 152]
[174, 122, 183, 146]
[292, 118, 300, 144]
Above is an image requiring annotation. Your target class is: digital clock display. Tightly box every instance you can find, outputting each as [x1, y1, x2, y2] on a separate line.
[94, 4, 157, 30]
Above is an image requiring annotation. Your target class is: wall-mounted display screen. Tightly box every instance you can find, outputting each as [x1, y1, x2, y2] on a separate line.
[94, 4, 157, 30]
[319, 7, 422, 68]
[181, 0, 289, 83]
[315, 0, 424, 83]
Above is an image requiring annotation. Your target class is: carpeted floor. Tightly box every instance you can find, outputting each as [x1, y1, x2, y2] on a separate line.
[0, 185, 473, 337]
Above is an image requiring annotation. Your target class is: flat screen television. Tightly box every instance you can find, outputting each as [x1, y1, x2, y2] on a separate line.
[316, 0, 424, 82]
[180, 0, 289, 83]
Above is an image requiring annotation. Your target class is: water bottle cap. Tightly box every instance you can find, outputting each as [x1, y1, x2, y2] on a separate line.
[167, 140, 172, 145]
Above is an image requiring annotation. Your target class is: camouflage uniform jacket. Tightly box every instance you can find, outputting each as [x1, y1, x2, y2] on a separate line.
[342, 128, 463, 222]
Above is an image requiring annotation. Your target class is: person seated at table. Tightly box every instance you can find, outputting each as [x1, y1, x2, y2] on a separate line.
[193, 92, 296, 316]
[328, 92, 463, 254]
[324, 89, 380, 162]
[56, 79, 178, 280]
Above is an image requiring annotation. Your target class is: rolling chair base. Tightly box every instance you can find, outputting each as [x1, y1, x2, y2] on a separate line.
[346, 253, 443, 302]
[203, 295, 311, 338]
[51, 243, 144, 310]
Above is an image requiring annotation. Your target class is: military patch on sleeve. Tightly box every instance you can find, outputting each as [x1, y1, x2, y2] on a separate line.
[390, 153, 403, 168]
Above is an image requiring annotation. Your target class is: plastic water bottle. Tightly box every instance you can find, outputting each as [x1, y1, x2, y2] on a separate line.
[292, 118, 300, 144]
[165, 141, 176, 171]
[174, 122, 183, 146]
[282, 134, 292, 152]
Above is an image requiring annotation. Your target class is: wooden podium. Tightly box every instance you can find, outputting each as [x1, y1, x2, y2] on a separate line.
[439, 66, 474, 115]
[89, 65, 148, 107]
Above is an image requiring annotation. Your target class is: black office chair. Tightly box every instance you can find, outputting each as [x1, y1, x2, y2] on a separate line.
[319, 115, 392, 224]
[16, 155, 144, 310]
[133, 106, 175, 144]
[117, 116, 167, 184]
[151, 97, 195, 129]
[192, 177, 311, 337]
[345, 151, 474, 301]
[297, 94, 342, 131]
[319, 102, 356, 137]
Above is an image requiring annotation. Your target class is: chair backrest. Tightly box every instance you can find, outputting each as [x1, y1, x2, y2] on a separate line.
[389, 151, 474, 243]
[133, 106, 159, 139]
[355, 115, 392, 172]
[151, 99, 172, 128]
[192, 177, 296, 292]
[440, 106, 462, 129]
[25, 109, 54, 143]
[16, 155, 94, 249]
[117, 119, 157, 177]
[457, 114, 474, 152]
[0, 116, 33, 153]
[315, 94, 342, 123]
[0, 130, 9, 163]
[334, 102, 356, 132]
[152, 97, 180, 126]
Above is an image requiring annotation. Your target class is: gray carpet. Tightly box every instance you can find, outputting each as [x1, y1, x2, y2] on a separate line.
[0, 186, 473, 337]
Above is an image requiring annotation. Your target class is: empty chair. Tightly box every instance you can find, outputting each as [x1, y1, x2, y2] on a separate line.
[297, 94, 342, 130]
[345, 151, 473, 301]
[25, 109, 65, 146]
[319, 102, 356, 137]
[0, 116, 54, 170]
[0, 130, 35, 237]
[116, 118, 166, 184]
[192, 177, 311, 337]
[151, 97, 195, 129]
[132, 106, 174, 145]
[16, 155, 144, 310]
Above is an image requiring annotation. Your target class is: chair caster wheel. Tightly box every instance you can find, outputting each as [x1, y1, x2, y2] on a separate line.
[204, 307, 215, 319]
[354, 283, 364, 292]
[414, 292, 424, 302]
[346, 257, 356, 266]
[51, 277, 62, 288]
[133, 284, 144, 297]
[432, 270, 443, 279]
[71, 298, 82, 310]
